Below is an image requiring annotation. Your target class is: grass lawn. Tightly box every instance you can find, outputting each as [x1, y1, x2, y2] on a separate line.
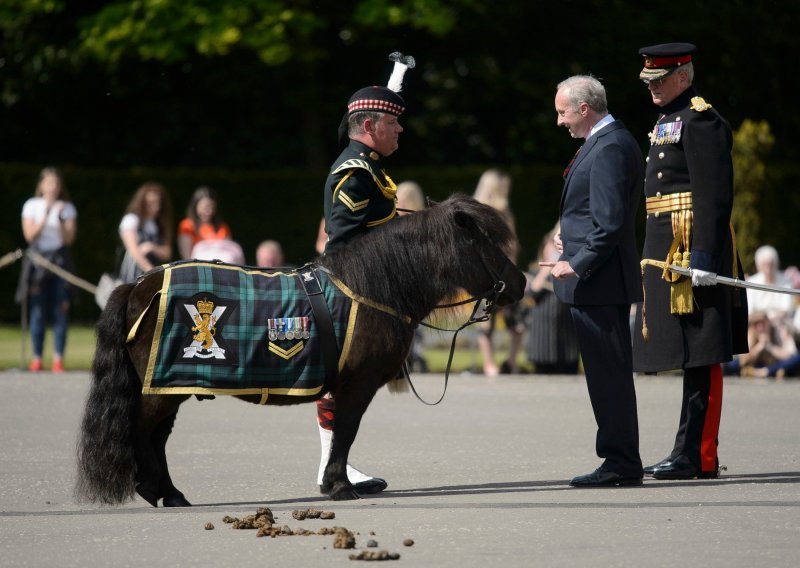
[0, 324, 528, 374]
[0, 324, 96, 371]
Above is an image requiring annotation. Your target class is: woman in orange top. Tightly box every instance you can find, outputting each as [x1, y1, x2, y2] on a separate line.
[177, 186, 232, 259]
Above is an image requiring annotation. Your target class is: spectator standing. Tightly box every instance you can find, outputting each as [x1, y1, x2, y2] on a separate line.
[118, 182, 173, 283]
[472, 169, 524, 375]
[18, 167, 77, 373]
[177, 186, 232, 259]
[395, 180, 429, 372]
[395, 180, 426, 213]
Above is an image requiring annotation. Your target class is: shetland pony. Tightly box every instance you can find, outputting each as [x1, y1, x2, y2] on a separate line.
[76, 194, 526, 505]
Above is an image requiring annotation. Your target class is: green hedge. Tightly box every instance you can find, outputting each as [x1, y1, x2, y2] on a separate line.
[0, 162, 561, 322]
[2, 161, 798, 323]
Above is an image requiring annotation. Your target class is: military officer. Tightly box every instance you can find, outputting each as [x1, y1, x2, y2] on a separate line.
[315, 54, 414, 495]
[322, 86, 404, 253]
[632, 43, 749, 480]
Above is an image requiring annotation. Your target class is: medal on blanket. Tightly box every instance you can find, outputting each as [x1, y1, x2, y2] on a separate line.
[301, 316, 310, 339]
[286, 317, 296, 340]
[277, 318, 286, 340]
[268, 318, 278, 341]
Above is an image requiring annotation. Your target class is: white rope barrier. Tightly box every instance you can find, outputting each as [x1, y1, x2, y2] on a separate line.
[0, 249, 23, 269]
[0, 247, 99, 295]
[24, 249, 98, 294]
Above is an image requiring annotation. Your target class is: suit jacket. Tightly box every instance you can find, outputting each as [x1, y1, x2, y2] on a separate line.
[553, 120, 644, 306]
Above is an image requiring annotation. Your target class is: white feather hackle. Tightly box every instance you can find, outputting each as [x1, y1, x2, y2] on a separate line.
[387, 51, 416, 93]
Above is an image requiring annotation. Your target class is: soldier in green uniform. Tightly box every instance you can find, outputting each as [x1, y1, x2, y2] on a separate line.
[315, 54, 414, 494]
[632, 43, 749, 480]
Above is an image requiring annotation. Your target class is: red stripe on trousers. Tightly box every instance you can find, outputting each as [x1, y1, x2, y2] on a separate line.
[700, 364, 723, 472]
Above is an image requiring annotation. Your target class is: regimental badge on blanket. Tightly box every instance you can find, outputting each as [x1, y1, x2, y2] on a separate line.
[648, 118, 683, 145]
[178, 293, 238, 364]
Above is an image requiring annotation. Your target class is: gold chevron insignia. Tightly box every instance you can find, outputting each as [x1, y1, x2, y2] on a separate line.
[268, 340, 305, 360]
[338, 191, 369, 212]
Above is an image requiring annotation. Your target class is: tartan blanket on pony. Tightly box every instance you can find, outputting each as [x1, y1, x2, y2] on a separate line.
[138, 261, 357, 400]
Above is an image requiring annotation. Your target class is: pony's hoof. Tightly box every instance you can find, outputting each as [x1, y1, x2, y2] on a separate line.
[353, 478, 388, 495]
[135, 483, 159, 508]
[162, 490, 192, 507]
[331, 488, 361, 501]
[329, 482, 361, 501]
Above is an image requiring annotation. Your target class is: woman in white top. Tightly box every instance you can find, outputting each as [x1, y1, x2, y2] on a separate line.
[20, 167, 78, 372]
[118, 182, 173, 283]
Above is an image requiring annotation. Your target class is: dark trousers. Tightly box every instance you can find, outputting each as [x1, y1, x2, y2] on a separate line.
[29, 275, 70, 358]
[570, 304, 642, 476]
[669, 364, 723, 473]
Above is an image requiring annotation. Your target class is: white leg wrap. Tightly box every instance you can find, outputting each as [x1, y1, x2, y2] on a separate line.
[316, 424, 376, 485]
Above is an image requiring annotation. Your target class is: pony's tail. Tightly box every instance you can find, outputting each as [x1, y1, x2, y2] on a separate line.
[75, 283, 140, 505]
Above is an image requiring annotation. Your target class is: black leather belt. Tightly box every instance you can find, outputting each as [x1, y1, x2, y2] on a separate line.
[297, 264, 339, 393]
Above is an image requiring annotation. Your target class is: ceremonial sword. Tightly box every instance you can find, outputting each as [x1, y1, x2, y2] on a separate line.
[667, 265, 800, 296]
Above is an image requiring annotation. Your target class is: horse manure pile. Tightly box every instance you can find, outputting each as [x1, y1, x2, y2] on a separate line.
[292, 508, 335, 520]
[350, 550, 401, 561]
[212, 506, 406, 560]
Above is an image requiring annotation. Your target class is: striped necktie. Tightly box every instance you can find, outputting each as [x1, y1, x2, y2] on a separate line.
[562, 145, 583, 179]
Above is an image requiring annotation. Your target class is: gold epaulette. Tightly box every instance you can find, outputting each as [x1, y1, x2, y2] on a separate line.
[690, 97, 712, 112]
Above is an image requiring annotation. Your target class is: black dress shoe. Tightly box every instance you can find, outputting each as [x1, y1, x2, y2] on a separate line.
[353, 477, 388, 494]
[569, 467, 643, 488]
[643, 457, 673, 476]
[651, 455, 719, 480]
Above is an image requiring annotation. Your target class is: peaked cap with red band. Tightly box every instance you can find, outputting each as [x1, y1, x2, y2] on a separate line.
[638, 42, 696, 81]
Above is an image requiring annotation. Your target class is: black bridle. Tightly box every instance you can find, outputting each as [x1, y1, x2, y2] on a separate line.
[403, 218, 513, 406]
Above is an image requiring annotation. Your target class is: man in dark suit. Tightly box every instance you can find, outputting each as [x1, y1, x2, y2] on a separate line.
[542, 75, 644, 487]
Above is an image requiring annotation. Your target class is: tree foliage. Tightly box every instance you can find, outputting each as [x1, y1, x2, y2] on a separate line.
[732, 120, 775, 274]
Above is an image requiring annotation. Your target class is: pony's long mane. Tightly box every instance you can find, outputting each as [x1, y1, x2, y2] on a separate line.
[319, 194, 515, 323]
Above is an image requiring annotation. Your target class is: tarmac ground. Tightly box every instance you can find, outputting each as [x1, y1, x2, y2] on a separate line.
[1, 370, 799, 567]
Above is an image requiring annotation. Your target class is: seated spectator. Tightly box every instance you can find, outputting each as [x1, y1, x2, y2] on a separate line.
[725, 311, 798, 378]
[191, 239, 245, 264]
[256, 240, 285, 268]
[746, 245, 795, 321]
[178, 186, 232, 259]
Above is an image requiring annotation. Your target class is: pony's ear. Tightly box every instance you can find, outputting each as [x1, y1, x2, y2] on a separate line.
[454, 210, 475, 230]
